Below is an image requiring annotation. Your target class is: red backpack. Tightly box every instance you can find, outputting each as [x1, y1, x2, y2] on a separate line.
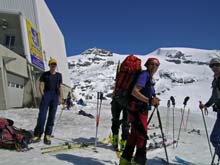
[113, 55, 142, 107]
[0, 118, 32, 151]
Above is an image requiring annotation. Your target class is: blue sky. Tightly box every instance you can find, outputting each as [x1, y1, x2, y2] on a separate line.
[45, 0, 220, 56]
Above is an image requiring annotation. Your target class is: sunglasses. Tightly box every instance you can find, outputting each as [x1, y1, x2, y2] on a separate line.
[50, 63, 57, 66]
[149, 63, 160, 67]
[209, 63, 220, 68]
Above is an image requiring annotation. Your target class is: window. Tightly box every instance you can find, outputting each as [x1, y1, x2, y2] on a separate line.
[5, 35, 15, 48]
[10, 82, 15, 87]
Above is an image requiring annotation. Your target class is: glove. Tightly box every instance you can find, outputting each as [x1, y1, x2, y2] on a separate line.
[151, 97, 160, 107]
[199, 101, 208, 115]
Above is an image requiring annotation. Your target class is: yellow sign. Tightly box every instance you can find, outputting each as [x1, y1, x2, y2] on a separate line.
[26, 20, 44, 70]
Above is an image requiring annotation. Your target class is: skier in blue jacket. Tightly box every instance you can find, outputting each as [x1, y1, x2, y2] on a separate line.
[200, 58, 220, 158]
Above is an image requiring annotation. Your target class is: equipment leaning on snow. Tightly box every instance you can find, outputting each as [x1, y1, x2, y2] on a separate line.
[147, 106, 156, 125]
[184, 108, 191, 131]
[176, 96, 190, 148]
[156, 107, 169, 164]
[199, 101, 213, 159]
[170, 96, 176, 149]
[147, 107, 169, 163]
[211, 151, 220, 165]
[165, 99, 171, 137]
[94, 92, 103, 151]
[52, 108, 64, 136]
[0, 118, 32, 151]
[41, 142, 92, 154]
[175, 156, 197, 165]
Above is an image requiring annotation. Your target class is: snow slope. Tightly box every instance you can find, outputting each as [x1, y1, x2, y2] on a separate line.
[0, 103, 217, 165]
[68, 47, 220, 111]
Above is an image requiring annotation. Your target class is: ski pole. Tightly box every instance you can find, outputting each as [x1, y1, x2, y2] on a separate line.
[184, 108, 190, 131]
[199, 101, 213, 158]
[147, 107, 156, 125]
[94, 92, 100, 150]
[95, 92, 103, 151]
[97, 92, 103, 128]
[211, 152, 216, 165]
[156, 106, 169, 164]
[176, 96, 190, 147]
[170, 96, 175, 148]
[52, 108, 64, 137]
[165, 100, 171, 137]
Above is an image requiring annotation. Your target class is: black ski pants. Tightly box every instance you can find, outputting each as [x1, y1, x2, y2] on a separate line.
[111, 98, 130, 140]
[210, 110, 220, 157]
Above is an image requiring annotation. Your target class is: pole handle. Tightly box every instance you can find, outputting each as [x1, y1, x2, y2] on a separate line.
[183, 96, 190, 106]
[170, 96, 175, 106]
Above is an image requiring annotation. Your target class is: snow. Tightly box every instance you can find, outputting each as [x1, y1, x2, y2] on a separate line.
[68, 47, 220, 111]
[0, 103, 217, 164]
[1, 47, 220, 164]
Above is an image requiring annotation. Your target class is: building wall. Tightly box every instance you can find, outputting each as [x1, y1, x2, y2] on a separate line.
[0, 0, 71, 88]
[0, 13, 24, 56]
[35, 0, 71, 87]
[0, 44, 28, 78]
[0, 0, 38, 28]
[0, 57, 7, 109]
[0, 44, 29, 109]
[0, 0, 71, 109]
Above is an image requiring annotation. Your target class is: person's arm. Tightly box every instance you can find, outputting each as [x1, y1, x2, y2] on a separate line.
[131, 85, 149, 103]
[204, 89, 215, 107]
[58, 74, 63, 104]
[39, 81, 44, 96]
[59, 85, 63, 104]
[39, 73, 45, 96]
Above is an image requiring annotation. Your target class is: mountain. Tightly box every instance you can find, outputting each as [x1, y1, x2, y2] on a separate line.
[68, 47, 220, 111]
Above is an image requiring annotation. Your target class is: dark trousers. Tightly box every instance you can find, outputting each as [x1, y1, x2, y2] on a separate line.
[34, 91, 59, 136]
[111, 98, 130, 140]
[210, 111, 220, 156]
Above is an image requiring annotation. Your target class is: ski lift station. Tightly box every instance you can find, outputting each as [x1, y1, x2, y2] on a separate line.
[0, 0, 71, 110]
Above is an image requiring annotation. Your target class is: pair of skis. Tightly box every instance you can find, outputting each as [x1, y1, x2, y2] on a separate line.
[41, 142, 92, 154]
[41, 137, 109, 154]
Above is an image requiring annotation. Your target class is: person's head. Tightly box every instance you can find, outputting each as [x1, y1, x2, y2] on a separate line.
[48, 58, 57, 72]
[209, 58, 220, 74]
[144, 58, 160, 76]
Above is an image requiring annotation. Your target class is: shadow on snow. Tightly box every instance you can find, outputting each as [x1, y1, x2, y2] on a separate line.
[56, 153, 115, 165]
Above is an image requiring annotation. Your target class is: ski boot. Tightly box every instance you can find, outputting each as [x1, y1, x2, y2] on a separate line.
[112, 134, 119, 150]
[120, 139, 127, 151]
[44, 135, 51, 145]
[119, 157, 132, 165]
[32, 135, 41, 143]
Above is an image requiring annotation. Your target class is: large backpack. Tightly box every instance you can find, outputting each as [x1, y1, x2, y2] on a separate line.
[113, 55, 142, 108]
[0, 118, 32, 151]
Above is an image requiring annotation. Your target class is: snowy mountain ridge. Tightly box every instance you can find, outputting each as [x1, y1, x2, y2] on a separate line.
[68, 47, 220, 111]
